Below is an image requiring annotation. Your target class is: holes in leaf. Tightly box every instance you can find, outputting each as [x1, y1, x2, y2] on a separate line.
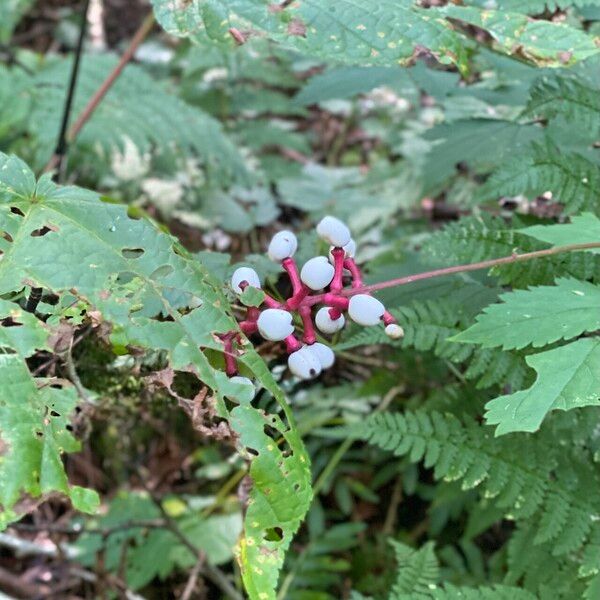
[49, 410, 60, 417]
[172, 371, 203, 399]
[30, 225, 58, 237]
[263, 527, 283, 542]
[0, 317, 22, 328]
[66, 424, 73, 432]
[1, 231, 13, 243]
[246, 447, 259, 457]
[121, 248, 145, 259]
[35, 430, 43, 438]
[10, 206, 24, 217]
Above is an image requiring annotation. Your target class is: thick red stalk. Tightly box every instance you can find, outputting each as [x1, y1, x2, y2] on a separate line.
[344, 258, 363, 288]
[299, 305, 317, 344]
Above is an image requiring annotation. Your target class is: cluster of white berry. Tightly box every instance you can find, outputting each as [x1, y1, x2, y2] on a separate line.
[227, 216, 403, 384]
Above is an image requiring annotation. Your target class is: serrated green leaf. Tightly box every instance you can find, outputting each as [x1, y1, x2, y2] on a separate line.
[439, 6, 600, 66]
[152, 0, 469, 69]
[0, 354, 99, 528]
[0, 153, 312, 598]
[522, 213, 600, 253]
[231, 401, 312, 600]
[485, 338, 600, 435]
[478, 142, 600, 214]
[453, 278, 600, 350]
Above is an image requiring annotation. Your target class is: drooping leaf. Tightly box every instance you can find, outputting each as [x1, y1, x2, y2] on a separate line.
[231, 400, 313, 600]
[0, 353, 100, 528]
[453, 278, 600, 350]
[485, 338, 600, 435]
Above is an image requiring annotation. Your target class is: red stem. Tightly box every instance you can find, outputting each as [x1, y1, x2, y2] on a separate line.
[344, 258, 363, 288]
[283, 257, 302, 294]
[285, 334, 302, 354]
[330, 248, 345, 293]
[299, 305, 317, 344]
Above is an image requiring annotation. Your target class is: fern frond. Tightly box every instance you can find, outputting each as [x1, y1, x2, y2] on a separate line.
[359, 410, 600, 557]
[478, 142, 600, 214]
[525, 74, 600, 134]
[336, 296, 528, 390]
[390, 541, 439, 597]
[422, 215, 600, 287]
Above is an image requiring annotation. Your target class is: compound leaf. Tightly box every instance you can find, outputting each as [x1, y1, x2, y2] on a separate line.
[453, 278, 600, 350]
[485, 338, 600, 435]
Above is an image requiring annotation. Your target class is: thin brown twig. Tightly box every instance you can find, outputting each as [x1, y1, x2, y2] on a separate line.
[307, 241, 600, 304]
[43, 12, 155, 173]
[144, 486, 243, 600]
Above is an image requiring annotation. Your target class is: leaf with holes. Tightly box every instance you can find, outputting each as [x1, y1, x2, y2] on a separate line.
[231, 400, 312, 600]
[0, 152, 312, 597]
[0, 353, 100, 528]
[485, 338, 600, 435]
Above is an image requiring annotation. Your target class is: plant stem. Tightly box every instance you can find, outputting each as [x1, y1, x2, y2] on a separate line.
[43, 11, 155, 173]
[308, 241, 600, 304]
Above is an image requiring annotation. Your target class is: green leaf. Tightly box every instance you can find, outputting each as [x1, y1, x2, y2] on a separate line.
[438, 5, 600, 66]
[26, 55, 248, 182]
[485, 338, 600, 435]
[0, 299, 50, 358]
[0, 353, 100, 528]
[231, 401, 312, 600]
[0, 0, 34, 43]
[453, 278, 600, 350]
[75, 492, 242, 589]
[524, 74, 600, 136]
[389, 540, 439, 598]
[522, 213, 600, 254]
[0, 153, 312, 598]
[152, 0, 469, 69]
[478, 142, 600, 214]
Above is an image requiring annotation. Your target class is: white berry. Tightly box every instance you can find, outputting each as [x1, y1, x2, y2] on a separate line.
[316, 216, 351, 247]
[329, 238, 356, 262]
[309, 342, 335, 369]
[315, 307, 345, 334]
[288, 346, 322, 380]
[231, 267, 261, 294]
[228, 376, 255, 397]
[385, 323, 404, 339]
[257, 309, 294, 341]
[268, 230, 298, 261]
[348, 294, 385, 326]
[301, 256, 335, 290]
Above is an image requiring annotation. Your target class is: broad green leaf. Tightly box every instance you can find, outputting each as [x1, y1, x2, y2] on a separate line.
[453, 278, 600, 350]
[151, 0, 469, 69]
[231, 401, 312, 600]
[485, 338, 600, 435]
[522, 213, 600, 253]
[0, 353, 100, 528]
[0, 299, 50, 358]
[439, 6, 600, 66]
[0, 153, 312, 597]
